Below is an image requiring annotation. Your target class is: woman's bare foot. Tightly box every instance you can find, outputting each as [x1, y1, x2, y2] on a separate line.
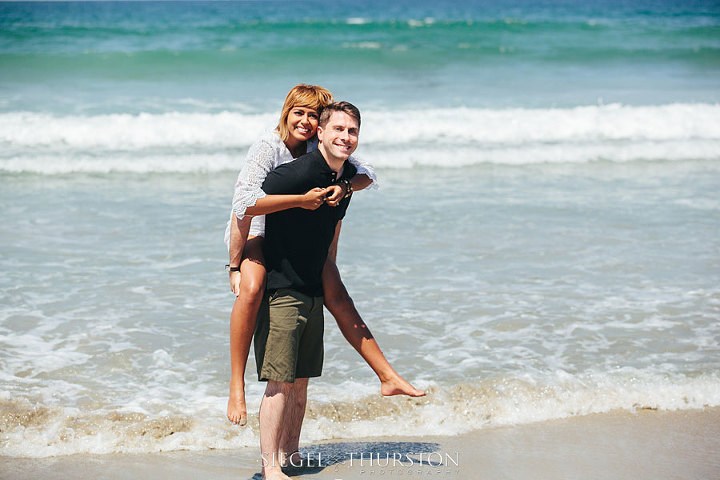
[227, 380, 247, 425]
[381, 374, 425, 397]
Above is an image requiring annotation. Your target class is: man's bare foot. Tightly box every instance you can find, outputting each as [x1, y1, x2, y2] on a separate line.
[263, 467, 291, 480]
[227, 381, 247, 425]
[381, 375, 426, 397]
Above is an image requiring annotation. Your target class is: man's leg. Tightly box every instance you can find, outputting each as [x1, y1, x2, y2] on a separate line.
[278, 378, 309, 467]
[259, 380, 293, 480]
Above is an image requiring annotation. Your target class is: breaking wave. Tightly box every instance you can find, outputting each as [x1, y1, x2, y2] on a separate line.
[1, 103, 719, 173]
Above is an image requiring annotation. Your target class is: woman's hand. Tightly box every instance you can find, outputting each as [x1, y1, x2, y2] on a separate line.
[299, 187, 330, 210]
[229, 270, 241, 296]
[324, 184, 345, 207]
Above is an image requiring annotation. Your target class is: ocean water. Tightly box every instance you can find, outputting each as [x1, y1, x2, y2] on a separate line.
[1, 0, 720, 458]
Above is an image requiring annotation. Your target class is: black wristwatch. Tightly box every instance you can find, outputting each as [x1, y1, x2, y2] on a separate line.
[225, 264, 241, 272]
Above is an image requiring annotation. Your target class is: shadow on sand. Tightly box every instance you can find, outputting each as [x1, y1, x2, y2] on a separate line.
[250, 440, 442, 479]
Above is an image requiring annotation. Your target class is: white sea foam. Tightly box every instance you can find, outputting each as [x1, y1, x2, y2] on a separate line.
[342, 41, 383, 49]
[0, 111, 275, 150]
[346, 17, 370, 25]
[1, 104, 718, 173]
[1, 371, 718, 458]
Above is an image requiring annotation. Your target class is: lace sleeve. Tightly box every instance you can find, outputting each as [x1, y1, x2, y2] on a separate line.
[348, 153, 379, 189]
[231, 139, 276, 220]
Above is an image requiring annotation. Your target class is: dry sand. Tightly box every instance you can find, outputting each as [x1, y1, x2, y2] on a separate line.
[2, 408, 719, 480]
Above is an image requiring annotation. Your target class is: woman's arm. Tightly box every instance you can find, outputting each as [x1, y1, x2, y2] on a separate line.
[235, 135, 347, 216]
[325, 174, 373, 206]
[244, 187, 331, 216]
[224, 138, 275, 250]
[350, 174, 373, 192]
[323, 153, 376, 206]
[230, 139, 277, 221]
[347, 153, 379, 189]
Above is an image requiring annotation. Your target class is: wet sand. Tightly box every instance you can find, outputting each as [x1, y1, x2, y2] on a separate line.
[2, 408, 719, 480]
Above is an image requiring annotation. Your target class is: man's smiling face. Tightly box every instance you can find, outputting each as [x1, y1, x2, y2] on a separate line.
[317, 111, 359, 162]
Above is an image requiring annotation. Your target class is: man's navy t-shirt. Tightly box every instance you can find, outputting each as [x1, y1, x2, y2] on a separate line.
[261, 149, 356, 297]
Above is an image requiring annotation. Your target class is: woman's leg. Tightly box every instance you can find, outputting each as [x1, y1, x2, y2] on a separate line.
[322, 258, 425, 397]
[227, 236, 266, 425]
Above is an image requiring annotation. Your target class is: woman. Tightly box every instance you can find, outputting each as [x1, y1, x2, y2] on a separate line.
[225, 84, 424, 428]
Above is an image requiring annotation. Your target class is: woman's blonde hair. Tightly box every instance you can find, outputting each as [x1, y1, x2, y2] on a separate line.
[276, 84, 334, 143]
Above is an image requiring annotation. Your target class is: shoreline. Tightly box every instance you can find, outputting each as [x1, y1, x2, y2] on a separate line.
[3, 407, 719, 480]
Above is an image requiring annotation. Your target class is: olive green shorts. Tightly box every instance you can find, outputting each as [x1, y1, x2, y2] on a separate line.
[254, 288, 324, 383]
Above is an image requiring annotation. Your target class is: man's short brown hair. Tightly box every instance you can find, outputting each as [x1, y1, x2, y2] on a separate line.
[318, 101, 361, 129]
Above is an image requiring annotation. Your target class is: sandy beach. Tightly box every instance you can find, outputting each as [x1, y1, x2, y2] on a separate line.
[3, 407, 718, 480]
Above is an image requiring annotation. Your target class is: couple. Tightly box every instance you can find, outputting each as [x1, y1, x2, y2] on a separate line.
[224, 85, 424, 479]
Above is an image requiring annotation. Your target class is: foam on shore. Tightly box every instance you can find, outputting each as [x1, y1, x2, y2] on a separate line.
[2, 370, 718, 458]
[2, 408, 719, 480]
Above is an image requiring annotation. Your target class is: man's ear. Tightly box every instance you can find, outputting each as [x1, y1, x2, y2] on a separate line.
[316, 125, 324, 143]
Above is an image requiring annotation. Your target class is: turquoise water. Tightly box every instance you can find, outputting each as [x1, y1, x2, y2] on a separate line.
[1, 0, 719, 112]
[1, 0, 720, 458]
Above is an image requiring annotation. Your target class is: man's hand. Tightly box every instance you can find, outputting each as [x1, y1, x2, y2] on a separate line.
[229, 270, 241, 296]
[324, 184, 345, 207]
[299, 187, 330, 210]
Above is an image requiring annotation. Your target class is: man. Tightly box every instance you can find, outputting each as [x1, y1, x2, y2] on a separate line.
[245, 101, 361, 480]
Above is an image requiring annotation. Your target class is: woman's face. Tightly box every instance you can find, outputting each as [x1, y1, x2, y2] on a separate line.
[286, 106, 319, 145]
